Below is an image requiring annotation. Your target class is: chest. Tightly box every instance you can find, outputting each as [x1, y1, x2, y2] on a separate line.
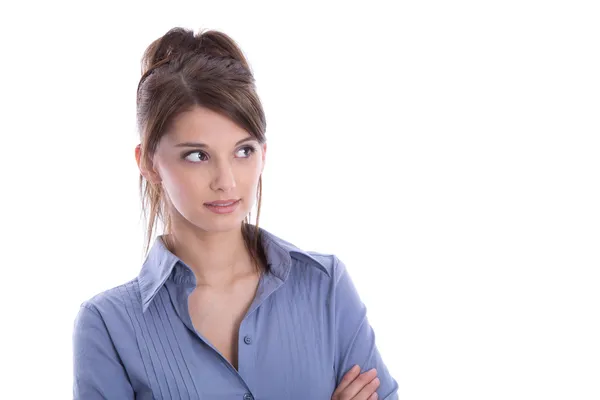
[187, 278, 259, 370]
[126, 273, 337, 399]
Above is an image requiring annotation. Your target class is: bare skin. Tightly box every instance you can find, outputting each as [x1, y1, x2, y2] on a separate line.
[187, 266, 261, 370]
[333, 366, 381, 400]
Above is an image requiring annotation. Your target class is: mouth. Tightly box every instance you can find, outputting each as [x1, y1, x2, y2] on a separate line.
[204, 199, 240, 206]
[204, 199, 241, 214]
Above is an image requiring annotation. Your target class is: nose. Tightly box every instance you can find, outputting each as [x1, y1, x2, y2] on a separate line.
[210, 160, 236, 192]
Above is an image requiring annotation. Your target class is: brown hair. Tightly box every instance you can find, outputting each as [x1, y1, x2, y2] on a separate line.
[136, 27, 268, 274]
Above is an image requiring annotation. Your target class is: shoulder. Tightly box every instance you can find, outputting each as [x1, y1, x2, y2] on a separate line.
[285, 245, 350, 288]
[282, 241, 362, 307]
[77, 278, 141, 322]
[73, 280, 143, 374]
[260, 227, 349, 283]
[292, 250, 348, 282]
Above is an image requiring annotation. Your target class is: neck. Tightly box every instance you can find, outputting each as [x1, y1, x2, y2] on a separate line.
[163, 223, 255, 289]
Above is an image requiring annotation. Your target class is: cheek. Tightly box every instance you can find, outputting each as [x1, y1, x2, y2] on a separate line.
[161, 166, 205, 202]
[246, 158, 263, 178]
[240, 165, 261, 188]
[161, 161, 259, 198]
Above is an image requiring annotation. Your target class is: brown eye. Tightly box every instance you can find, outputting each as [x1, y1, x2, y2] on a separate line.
[183, 151, 208, 163]
[237, 146, 256, 158]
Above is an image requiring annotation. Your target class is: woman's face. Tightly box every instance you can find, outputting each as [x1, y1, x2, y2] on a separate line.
[136, 105, 266, 233]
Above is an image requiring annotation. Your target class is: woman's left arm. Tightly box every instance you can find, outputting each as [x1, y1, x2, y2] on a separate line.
[332, 255, 399, 399]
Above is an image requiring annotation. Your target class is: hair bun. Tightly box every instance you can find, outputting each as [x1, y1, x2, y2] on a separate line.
[141, 27, 250, 77]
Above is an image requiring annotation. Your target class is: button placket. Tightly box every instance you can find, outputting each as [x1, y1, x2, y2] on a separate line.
[237, 283, 263, 389]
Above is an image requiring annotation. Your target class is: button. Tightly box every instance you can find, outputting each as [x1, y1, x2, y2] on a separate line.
[243, 335, 252, 345]
[243, 393, 254, 400]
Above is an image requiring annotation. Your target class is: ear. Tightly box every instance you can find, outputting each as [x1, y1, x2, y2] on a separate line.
[135, 144, 162, 184]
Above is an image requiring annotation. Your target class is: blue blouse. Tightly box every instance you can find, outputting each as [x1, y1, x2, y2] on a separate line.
[73, 225, 399, 399]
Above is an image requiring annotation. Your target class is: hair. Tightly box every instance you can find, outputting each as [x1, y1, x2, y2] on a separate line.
[136, 27, 268, 274]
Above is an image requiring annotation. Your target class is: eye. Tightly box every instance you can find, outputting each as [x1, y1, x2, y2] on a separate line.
[183, 151, 209, 163]
[237, 145, 257, 158]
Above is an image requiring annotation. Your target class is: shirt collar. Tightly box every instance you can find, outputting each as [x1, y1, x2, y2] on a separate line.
[138, 225, 330, 312]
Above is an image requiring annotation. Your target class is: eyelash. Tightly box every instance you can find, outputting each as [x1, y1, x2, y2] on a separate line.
[182, 145, 257, 163]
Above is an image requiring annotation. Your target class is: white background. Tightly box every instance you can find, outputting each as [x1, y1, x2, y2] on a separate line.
[1, 0, 599, 399]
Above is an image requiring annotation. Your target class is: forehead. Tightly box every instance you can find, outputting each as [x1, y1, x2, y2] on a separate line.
[164, 105, 248, 143]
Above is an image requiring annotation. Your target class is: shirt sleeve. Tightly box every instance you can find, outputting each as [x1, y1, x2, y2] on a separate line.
[332, 255, 399, 399]
[73, 303, 134, 399]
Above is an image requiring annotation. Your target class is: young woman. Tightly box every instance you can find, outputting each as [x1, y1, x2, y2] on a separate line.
[73, 27, 399, 400]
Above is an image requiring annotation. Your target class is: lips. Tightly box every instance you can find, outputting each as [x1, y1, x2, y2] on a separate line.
[204, 199, 241, 215]
[204, 199, 240, 206]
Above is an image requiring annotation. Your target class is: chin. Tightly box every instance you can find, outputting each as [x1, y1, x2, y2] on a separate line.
[199, 213, 246, 232]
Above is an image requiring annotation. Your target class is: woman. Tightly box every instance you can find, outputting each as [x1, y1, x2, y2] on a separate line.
[73, 27, 399, 399]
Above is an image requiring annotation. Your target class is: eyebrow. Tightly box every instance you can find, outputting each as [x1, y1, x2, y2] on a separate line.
[174, 136, 257, 148]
